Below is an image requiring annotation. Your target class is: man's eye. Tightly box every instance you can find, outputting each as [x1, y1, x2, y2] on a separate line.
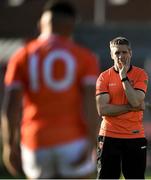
[122, 51, 128, 54]
[115, 51, 128, 55]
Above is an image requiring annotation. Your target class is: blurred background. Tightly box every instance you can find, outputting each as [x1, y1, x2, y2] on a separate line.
[0, 0, 151, 178]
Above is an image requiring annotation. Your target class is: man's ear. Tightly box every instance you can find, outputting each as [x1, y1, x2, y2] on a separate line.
[129, 49, 132, 58]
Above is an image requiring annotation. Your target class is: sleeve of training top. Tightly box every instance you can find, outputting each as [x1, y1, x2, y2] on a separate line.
[133, 70, 148, 93]
[4, 47, 26, 88]
[96, 72, 109, 95]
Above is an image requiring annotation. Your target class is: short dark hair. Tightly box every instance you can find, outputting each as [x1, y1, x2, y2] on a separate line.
[110, 36, 131, 49]
[43, 0, 76, 19]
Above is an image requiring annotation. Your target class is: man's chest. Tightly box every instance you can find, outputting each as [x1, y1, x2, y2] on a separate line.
[108, 75, 135, 103]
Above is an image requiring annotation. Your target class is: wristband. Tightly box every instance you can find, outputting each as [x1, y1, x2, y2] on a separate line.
[121, 77, 129, 82]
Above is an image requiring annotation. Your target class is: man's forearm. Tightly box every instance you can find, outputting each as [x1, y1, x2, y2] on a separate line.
[1, 114, 18, 147]
[122, 80, 143, 107]
[100, 104, 131, 116]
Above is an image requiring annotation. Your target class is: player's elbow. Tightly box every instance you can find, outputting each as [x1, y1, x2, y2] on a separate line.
[98, 105, 108, 116]
[130, 92, 145, 108]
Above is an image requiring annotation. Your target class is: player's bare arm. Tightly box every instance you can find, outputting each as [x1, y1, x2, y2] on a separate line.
[1, 88, 23, 177]
[83, 85, 98, 148]
[121, 80, 145, 107]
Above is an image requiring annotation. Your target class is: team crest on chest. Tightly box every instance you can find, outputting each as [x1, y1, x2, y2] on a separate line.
[109, 83, 116, 86]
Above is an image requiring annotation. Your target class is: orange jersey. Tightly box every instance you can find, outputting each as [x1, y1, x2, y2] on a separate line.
[5, 35, 99, 149]
[96, 66, 148, 138]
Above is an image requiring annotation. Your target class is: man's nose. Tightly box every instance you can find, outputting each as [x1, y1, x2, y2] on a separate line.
[118, 54, 123, 59]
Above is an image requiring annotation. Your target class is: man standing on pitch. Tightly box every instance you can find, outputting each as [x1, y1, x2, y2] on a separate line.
[96, 36, 148, 179]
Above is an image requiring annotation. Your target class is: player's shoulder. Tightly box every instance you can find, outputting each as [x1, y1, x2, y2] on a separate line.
[9, 43, 26, 62]
[8, 38, 37, 63]
[73, 41, 97, 58]
[132, 65, 148, 80]
[14, 38, 38, 54]
[132, 65, 147, 74]
[99, 67, 113, 76]
[96, 67, 112, 82]
[25, 38, 43, 52]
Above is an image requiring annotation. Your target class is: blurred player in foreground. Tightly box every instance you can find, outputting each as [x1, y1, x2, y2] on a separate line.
[96, 36, 148, 179]
[1, 0, 99, 179]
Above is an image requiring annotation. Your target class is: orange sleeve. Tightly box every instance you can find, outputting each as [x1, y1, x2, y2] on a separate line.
[134, 70, 148, 93]
[85, 52, 100, 76]
[81, 50, 100, 85]
[96, 72, 109, 95]
[5, 47, 26, 87]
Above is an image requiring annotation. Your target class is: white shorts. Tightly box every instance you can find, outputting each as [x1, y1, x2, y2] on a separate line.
[21, 138, 96, 178]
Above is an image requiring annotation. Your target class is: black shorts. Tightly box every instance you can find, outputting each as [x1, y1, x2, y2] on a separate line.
[97, 136, 147, 179]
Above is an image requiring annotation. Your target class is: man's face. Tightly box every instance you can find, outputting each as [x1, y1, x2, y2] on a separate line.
[110, 45, 132, 69]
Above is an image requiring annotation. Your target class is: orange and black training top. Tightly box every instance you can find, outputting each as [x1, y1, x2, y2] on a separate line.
[96, 65, 148, 138]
